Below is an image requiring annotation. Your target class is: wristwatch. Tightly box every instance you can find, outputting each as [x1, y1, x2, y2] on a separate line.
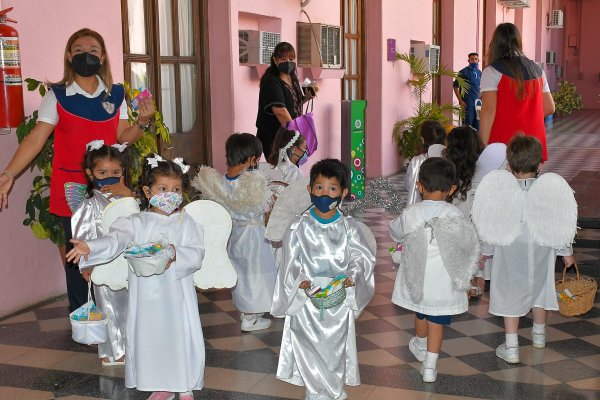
[137, 119, 151, 131]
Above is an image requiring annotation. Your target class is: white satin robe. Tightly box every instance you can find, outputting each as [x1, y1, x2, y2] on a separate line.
[71, 191, 127, 362]
[219, 175, 278, 313]
[404, 144, 446, 206]
[80, 211, 205, 392]
[271, 210, 375, 400]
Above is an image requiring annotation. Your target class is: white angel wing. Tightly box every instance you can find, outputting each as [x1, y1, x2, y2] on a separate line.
[91, 197, 140, 290]
[265, 176, 311, 242]
[471, 170, 523, 246]
[526, 173, 577, 249]
[184, 200, 237, 289]
[355, 221, 377, 256]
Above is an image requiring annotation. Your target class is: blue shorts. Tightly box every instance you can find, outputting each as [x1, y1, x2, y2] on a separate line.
[416, 312, 451, 325]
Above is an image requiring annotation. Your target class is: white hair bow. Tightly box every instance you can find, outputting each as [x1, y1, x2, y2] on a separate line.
[86, 139, 105, 151]
[111, 142, 128, 153]
[172, 157, 190, 173]
[147, 153, 165, 169]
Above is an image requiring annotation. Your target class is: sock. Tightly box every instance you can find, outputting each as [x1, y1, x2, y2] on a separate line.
[181, 391, 193, 396]
[424, 351, 439, 368]
[532, 322, 545, 334]
[505, 333, 519, 347]
[416, 335, 428, 349]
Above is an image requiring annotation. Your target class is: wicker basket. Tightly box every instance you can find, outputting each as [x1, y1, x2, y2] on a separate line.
[307, 285, 347, 311]
[555, 262, 597, 317]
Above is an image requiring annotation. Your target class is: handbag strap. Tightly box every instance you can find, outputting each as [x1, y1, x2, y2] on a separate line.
[304, 98, 314, 114]
[86, 281, 93, 321]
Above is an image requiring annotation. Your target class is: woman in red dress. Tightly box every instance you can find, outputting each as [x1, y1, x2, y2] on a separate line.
[0, 28, 155, 311]
[479, 23, 555, 161]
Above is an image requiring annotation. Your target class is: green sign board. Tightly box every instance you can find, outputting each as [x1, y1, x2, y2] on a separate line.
[341, 100, 367, 200]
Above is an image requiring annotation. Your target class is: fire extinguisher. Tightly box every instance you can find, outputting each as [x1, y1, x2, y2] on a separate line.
[0, 7, 24, 132]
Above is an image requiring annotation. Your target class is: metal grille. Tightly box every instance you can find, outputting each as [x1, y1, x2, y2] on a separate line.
[239, 31, 249, 64]
[260, 32, 280, 64]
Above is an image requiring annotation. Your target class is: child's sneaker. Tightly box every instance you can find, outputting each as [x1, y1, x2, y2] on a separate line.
[420, 351, 438, 383]
[179, 391, 194, 400]
[408, 337, 427, 362]
[531, 329, 546, 349]
[147, 392, 175, 400]
[496, 342, 519, 363]
[241, 314, 271, 332]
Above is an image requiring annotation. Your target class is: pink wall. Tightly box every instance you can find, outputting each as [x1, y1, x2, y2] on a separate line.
[564, 0, 600, 109]
[208, 0, 344, 173]
[0, 0, 124, 316]
[365, 0, 433, 177]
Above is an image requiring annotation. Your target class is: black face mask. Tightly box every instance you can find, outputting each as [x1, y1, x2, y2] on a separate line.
[71, 52, 101, 77]
[277, 61, 296, 75]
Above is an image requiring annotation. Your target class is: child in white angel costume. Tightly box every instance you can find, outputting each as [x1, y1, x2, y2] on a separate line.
[258, 126, 307, 197]
[390, 157, 480, 383]
[272, 159, 376, 400]
[472, 135, 577, 364]
[404, 120, 446, 206]
[70, 140, 134, 367]
[192, 133, 277, 332]
[68, 155, 205, 400]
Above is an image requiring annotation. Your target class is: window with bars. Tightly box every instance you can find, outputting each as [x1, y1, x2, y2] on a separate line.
[121, 0, 210, 166]
[342, 0, 363, 100]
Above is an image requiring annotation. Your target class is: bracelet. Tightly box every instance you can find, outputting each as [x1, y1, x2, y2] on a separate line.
[1, 170, 15, 179]
[136, 119, 151, 131]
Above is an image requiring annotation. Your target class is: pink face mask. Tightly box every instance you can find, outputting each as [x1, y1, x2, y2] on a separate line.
[149, 191, 183, 215]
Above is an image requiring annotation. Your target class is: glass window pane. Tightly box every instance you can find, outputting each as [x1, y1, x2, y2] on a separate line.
[178, 0, 194, 56]
[345, 39, 351, 74]
[128, 0, 146, 54]
[161, 64, 176, 133]
[180, 64, 196, 131]
[158, 0, 174, 56]
[344, 0, 349, 33]
[351, 80, 358, 100]
[350, 0, 357, 34]
[350, 40, 358, 75]
[131, 62, 148, 89]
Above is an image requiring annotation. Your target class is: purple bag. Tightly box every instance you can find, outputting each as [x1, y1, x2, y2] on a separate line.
[287, 100, 318, 156]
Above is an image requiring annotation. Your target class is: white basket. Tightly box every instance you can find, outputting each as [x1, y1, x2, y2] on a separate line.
[124, 243, 173, 277]
[69, 284, 108, 345]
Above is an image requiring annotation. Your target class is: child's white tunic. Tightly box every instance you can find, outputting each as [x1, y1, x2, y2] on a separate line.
[271, 211, 375, 400]
[80, 211, 205, 392]
[483, 178, 570, 317]
[390, 201, 470, 315]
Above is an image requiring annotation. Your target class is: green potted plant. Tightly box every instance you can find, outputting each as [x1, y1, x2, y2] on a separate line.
[16, 78, 170, 247]
[392, 53, 468, 161]
[552, 81, 583, 118]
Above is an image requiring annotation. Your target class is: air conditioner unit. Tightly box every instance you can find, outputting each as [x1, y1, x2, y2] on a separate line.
[409, 43, 441, 73]
[545, 51, 557, 65]
[297, 22, 343, 68]
[499, 0, 531, 8]
[548, 10, 564, 29]
[239, 30, 281, 65]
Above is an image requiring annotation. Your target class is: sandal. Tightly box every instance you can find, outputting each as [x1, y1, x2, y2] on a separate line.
[468, 286, 483, 298]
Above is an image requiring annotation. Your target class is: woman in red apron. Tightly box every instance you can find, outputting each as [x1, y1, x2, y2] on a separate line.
[0, 28, 154, 311]
[479, 23, 555, 161]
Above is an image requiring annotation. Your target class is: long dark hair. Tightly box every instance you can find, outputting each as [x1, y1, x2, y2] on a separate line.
[443, 127, 480, 201]
[137, 156, 190, 211]
[82, 144, 129, 198]
[267, 127, 305, 166]
[259, 42, 302, 93]
[488, 23, 538, 100]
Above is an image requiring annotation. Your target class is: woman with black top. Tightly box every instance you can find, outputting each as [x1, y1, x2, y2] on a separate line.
[256, 42, 313, 158]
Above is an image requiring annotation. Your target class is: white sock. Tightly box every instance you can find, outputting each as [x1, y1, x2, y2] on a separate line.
[532, 322, 545, 334]
[181, 391, 193, 396]
[424, 351, 439, 368]
[505, 333, 519, 347]
[416, 335, 428, 349]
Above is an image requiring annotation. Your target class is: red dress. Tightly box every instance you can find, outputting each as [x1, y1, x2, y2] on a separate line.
[488, 58, 548, 161]
[49, 84, 124, 216]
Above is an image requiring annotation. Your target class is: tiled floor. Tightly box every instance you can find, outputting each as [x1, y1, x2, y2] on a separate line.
[1, 111, 599, 400]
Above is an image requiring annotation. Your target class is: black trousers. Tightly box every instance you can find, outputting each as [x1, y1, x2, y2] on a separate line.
[59, 217, 89, 312]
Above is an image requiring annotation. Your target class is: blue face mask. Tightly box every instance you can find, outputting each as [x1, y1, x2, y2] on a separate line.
[298, 152, 308, 166]
[469, 62, 479, 69]
[93, 176, 121, 189]
[310, 193, 341, 213]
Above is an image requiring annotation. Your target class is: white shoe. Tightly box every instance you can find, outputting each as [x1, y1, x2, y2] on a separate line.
[531, 329, 546, 349]
[496, 342, 519, 363]
[420, 364, 437, 383]
[408, 337, 426, 362]
[241, 315, 272, 332]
